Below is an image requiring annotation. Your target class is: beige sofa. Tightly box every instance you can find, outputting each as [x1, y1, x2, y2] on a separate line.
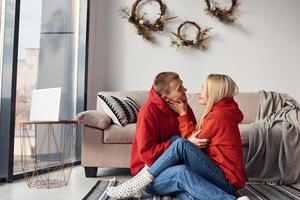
[80, 91, 260, 177]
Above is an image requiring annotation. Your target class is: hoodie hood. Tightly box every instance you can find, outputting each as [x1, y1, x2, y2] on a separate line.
[148, 87, 173, 114]
[212, 97, 244, 123]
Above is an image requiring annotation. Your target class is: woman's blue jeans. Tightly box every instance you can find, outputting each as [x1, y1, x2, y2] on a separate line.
[144, 136, 237, 200]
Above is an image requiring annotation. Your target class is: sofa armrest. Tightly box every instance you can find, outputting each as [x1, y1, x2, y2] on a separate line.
[75, 110, 111, 129]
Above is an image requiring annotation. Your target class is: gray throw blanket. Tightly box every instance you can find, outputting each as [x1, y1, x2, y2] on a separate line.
[245, 91, 300, 184]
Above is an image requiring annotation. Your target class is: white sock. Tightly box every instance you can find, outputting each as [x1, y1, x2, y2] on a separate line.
[106, 166, 153, 198]
[237, 196, 250, 200]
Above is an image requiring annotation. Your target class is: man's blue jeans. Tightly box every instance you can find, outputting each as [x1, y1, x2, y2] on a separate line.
[144, 137, 237, 200]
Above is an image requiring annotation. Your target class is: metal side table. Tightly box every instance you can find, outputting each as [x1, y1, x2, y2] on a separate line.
[20, 120, 77, 188]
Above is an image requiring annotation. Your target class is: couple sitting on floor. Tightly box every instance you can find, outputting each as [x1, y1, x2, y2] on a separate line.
[106, 72, 249, 200]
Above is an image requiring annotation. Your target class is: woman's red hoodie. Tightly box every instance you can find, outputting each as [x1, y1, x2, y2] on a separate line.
[178, 97, 246, 189]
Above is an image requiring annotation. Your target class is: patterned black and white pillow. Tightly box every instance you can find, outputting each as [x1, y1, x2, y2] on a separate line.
[98, 94, 139, 126]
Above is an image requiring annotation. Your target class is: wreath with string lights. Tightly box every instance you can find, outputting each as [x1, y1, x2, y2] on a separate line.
[120, 0, 176, 42]
[204, 0, 239, 23]
[171, 21, 211, 49]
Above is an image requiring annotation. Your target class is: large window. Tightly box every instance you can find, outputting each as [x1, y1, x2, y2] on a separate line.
[0, 0, 88, 181]
[13, 0, 42, 174]
[13, 0, 85, 175]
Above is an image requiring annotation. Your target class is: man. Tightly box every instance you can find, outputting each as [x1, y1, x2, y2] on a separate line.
[130, 71, 197, 175]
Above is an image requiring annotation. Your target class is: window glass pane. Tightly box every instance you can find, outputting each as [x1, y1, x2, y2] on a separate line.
[0, 0, 4, 101]
[0, 1, 2, 178]
[1, 0, 20, 181]
[14, 0, 79, 175]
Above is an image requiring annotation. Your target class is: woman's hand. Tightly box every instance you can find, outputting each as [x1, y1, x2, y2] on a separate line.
[188, 130, 209, 148]
[167, 99, 188, 116]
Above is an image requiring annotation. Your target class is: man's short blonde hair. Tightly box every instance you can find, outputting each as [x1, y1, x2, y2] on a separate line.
[153, 71, 180, 95]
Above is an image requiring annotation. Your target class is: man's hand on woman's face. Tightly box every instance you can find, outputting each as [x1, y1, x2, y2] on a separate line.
[188, 130, 209, 149]
[166, 99, 188, 116]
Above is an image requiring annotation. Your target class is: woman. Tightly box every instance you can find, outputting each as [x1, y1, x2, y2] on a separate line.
[107, 74, 249, 200]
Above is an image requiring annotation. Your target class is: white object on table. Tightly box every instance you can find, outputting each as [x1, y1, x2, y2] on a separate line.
[30, 87, 61, 121]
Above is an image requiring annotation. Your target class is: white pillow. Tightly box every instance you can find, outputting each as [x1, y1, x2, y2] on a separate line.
[98, 95, 139, 126]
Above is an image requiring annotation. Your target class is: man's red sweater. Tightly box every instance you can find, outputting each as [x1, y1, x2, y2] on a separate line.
[178, 97, 246, 189]
[130, 87, 196, 175]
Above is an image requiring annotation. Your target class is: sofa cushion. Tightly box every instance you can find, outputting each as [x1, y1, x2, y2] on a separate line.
[98, 94, 139, 126]
[234, 93, 260, 124]
[239, 123, 255, 145]
[187, 93, 260, 124]
[75, 110, 111, 129]
[103, 124, 136, 144]
[103, 123, 255, 145]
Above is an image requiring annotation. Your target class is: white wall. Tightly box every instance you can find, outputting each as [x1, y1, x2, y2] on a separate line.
[87, 0, 300, 109]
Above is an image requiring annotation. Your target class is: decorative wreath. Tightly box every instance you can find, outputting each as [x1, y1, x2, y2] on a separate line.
[120, 0, 176, 42]
[171, 21, 211, 49]
[204, 0, 239, 23]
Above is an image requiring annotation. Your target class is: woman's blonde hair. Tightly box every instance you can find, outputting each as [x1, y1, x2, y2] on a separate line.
[198, 74, 239, 126]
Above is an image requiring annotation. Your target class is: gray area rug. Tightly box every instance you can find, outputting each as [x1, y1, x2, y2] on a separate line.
[83, 179, 175, 200]
[83, 180, 300, 200]
[237, 183, 300, 200]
